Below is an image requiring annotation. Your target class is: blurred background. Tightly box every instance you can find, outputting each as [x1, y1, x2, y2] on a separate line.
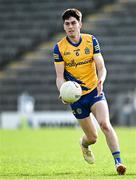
[0, 0, 136, 129]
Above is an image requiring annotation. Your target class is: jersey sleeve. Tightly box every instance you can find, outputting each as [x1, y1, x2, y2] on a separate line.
[53, 44, 64, 63]
[92, 35, 101, 55]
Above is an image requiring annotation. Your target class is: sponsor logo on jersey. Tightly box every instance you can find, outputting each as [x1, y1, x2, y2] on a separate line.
[94, 45, 100, 51]
[65, 59, 92, 68]
[64, 52, 71, 55]
[53, 53, 59, 59]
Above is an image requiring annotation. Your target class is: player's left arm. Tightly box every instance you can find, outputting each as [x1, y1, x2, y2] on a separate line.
[94, 53, 107, 96]
[92, 35, 107, 96]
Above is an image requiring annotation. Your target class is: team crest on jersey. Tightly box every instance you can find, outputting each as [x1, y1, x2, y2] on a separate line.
[84, 47, 90, 54]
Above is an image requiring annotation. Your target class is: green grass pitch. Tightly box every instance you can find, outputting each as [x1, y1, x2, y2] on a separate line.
[0, 127, 136, 180]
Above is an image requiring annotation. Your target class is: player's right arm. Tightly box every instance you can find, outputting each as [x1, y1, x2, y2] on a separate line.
[55, 65, 69, 105]
[53, 44, 69, 104]
[54, 63, 65, 91]
[53, 44, 65, 91]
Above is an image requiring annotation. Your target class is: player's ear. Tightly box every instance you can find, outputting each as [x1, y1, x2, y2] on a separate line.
[63, 22, 66, 31]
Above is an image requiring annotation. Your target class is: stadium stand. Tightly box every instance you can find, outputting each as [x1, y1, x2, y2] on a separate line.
[0, 0, 136, 125]
[0, 0, 115, 69]
[0, 0, 115, 111]
[83, 0, 136, 122]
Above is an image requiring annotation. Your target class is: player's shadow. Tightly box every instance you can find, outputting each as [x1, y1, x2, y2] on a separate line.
[106, 172, 136, 177]
[1, 171, 136, 178]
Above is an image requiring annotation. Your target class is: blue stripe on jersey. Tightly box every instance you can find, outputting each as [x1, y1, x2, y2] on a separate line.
[92, 35, 101, 54]
[64, 70, 90, 91]
[53, 44, 63, 62]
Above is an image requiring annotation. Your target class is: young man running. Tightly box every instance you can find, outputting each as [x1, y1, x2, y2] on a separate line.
[53, 8, 126, 175]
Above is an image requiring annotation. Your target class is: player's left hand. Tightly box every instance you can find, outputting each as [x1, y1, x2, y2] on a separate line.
[97, 80, 103, 96]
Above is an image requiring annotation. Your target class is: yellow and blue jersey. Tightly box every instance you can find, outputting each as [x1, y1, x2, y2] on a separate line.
[53, 34, 101, 95]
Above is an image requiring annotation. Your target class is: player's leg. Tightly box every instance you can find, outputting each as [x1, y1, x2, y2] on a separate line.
[79, 116, 98, 147]
[70, 92, 97, 164]
[78, 116, 98, 164]
[91, 100, 119, 152]
[91, 100, 126, 175]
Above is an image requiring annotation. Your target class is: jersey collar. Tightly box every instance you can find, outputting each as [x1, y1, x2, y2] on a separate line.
[66, 36, 82, 47]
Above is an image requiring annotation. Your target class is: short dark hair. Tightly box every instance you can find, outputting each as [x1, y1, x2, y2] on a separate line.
[62, 8, 82, 22]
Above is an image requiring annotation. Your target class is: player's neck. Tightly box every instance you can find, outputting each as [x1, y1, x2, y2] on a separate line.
[68, 34, 81, 44]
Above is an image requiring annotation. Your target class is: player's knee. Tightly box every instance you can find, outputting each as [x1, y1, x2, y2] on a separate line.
[87, 134, 97, 144]
[100, 121, 111, 132]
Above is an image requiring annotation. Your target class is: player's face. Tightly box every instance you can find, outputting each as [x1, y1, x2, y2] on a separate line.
[64, 17, 82, 38]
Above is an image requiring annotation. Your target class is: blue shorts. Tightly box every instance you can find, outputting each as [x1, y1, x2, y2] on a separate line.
[70, 88, 106, 119]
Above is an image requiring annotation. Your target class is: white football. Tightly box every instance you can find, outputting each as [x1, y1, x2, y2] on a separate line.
[60, 81, 82, 103]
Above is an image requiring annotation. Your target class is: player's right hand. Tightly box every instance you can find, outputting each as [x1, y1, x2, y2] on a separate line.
[58, 95, 69, 105]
